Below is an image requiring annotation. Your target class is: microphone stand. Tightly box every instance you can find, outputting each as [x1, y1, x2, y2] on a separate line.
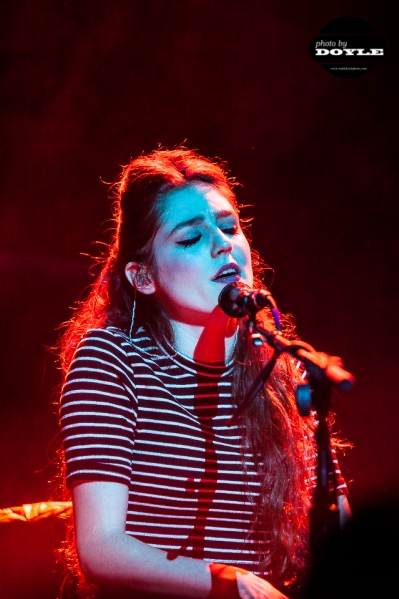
[230, 308, 355, 562]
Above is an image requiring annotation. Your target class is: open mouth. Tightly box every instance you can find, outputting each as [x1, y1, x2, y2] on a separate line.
[212, 264, 241, 282]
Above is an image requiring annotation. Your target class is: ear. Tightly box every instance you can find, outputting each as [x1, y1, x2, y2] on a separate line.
[125, 262, 156, 295]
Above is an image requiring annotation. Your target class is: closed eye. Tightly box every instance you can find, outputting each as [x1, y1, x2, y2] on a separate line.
[176, 234, 202, 248]
[221, 226, 238, 235]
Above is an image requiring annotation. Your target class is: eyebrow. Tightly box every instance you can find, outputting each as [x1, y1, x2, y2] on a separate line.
[168, 210, 236, 236]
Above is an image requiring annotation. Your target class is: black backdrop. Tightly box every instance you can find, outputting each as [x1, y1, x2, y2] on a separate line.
[0, 1, 398, 597]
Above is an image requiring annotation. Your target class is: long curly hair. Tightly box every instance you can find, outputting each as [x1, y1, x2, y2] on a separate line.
[55, 146, 317, 596]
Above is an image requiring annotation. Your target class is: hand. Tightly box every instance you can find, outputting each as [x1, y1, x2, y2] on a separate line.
[236, 571, 289, 599]
[209, 564, 289, 599]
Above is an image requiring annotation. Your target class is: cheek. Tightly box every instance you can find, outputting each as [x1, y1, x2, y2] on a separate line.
[237, 238, 253, 281]
[154, 250, 196, 290]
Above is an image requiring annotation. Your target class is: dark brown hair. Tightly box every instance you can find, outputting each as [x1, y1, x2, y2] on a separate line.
[57, 147, 316, 595]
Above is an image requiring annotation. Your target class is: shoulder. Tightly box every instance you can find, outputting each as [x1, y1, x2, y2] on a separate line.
[61, 328, 141, 411]
[70, 326, 165, 371]
[73, 327, 132, 363]
[64, 327, 140, 386]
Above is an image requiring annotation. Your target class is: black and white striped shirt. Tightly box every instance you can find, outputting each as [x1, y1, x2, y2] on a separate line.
[60, 326, 345, 575]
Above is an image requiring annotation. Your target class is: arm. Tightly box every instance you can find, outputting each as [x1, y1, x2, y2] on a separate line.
[72, 481, 289, 599]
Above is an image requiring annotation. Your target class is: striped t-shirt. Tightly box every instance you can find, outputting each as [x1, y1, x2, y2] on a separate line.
[60, 326, 345, 576]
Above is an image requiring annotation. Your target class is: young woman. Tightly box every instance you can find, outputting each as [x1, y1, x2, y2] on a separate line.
[58, 147, 350, 599]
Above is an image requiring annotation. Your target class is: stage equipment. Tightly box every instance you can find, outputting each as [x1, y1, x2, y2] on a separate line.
[219, 282, 356, 560]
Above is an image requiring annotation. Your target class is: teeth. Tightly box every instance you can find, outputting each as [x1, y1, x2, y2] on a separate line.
[218, 268, 236, 278]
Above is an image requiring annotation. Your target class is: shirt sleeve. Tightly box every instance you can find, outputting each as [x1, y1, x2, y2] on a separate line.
[330, 445, 349, 496]
[60, 328, 138, 488]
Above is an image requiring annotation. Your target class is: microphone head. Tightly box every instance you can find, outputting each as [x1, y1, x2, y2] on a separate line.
[218, 282, 250, 318]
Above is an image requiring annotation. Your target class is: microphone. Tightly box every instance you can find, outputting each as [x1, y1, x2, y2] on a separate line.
[218, 283, 281, 329]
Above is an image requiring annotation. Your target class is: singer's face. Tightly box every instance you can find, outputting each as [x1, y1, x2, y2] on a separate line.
[150, 183, 253, 325]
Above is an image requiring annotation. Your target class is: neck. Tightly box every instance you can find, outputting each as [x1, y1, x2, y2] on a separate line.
[170, 318, 238, 363]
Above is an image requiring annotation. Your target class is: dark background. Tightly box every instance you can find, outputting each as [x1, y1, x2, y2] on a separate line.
[0, 1, 397, 597]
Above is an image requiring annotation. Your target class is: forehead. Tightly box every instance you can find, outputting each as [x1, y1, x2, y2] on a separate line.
[159, 184, 237, 231]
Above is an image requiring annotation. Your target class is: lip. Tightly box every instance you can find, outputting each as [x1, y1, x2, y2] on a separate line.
[212, 263, 241, 283]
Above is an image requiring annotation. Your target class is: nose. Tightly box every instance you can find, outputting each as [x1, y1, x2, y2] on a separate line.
[211, 229, 233, 258]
